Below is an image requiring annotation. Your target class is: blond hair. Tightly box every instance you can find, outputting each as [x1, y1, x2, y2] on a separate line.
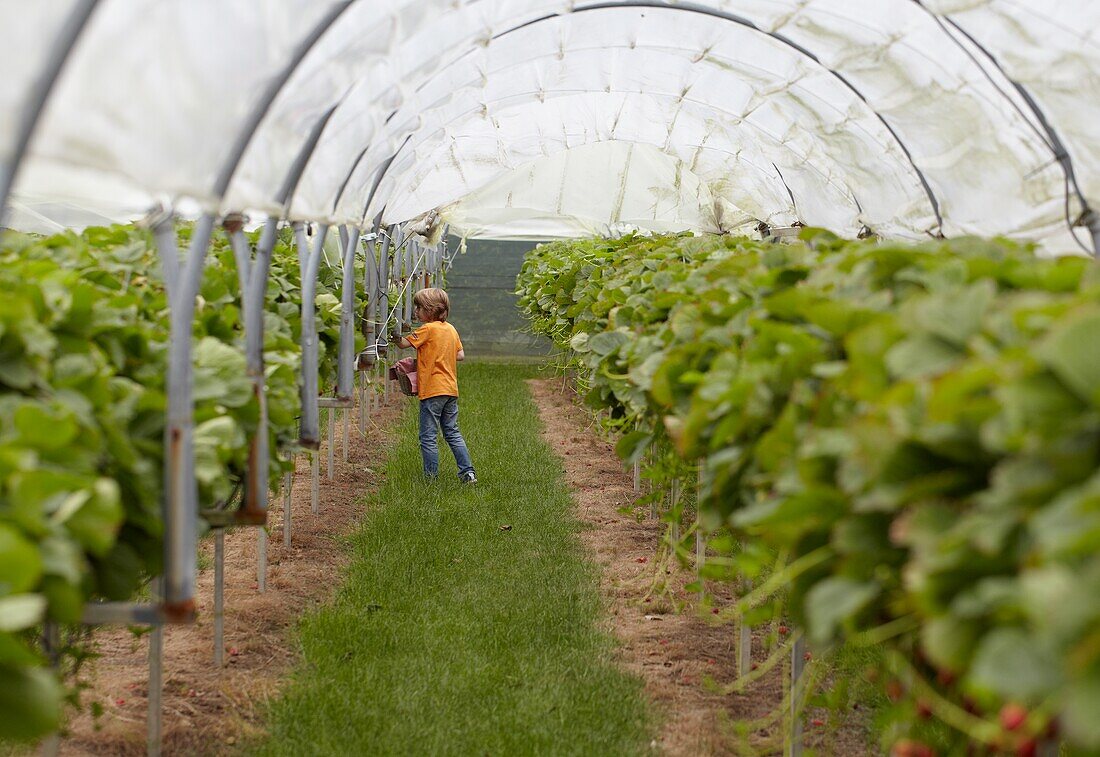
[413, 287, 449, 322]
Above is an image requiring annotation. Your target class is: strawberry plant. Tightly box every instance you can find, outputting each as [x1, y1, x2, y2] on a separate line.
[518, 231, 1100, 753]
[0, 223, 365, 740]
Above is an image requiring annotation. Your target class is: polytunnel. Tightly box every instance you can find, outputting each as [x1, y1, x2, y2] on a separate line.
[3, 0, 1100, 250]
[2, 0, 1100, 751]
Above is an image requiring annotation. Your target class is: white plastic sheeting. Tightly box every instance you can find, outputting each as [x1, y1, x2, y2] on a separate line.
[1, 0, 1097, 251]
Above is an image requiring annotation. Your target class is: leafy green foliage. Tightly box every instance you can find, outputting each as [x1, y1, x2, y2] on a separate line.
[0, 223, 365, 740]
[517, 230, 1100, 753]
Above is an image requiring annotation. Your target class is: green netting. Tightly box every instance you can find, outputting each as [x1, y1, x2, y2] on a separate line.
[444, 236, 550, 359]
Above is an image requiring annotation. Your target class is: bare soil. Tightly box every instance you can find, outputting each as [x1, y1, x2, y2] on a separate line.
[59, 396, 403, 756]
[527, 377, 872, 756]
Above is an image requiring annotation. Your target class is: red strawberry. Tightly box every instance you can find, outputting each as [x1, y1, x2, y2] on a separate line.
[777, 625, 790, 636]
[1000, 703, 1028, 732]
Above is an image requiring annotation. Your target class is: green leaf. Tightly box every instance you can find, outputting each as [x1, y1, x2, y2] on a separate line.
[969, 628, 1061, 702]
[568, 332, 590, 352]
[0, 664, 62, 741]
[803, 578, 879, 645]
[884, 334, 962, 379]
[912, 281, 995, 347]
[587, 330, 631, 357]
[1038, 307, 1100, 406]
[0, 524, 42, 596]
[615, 430, 652, 464]
[1062, 676, 1100, 748]
[920, 615, 979, 674]
[0, 594, 47, 631]
[62, 478, 123, 557]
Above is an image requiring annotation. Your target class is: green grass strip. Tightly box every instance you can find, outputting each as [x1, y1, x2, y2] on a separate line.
[256, 363, 652, 756]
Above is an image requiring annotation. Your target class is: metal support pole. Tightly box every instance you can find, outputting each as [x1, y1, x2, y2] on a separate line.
[738, 611, 752, 678]
[363, 233, 379, 351]
[404, 239, 415, 325]
[358, 371, 367, 433]
[152, 212, 215, 621]
[1087, 213, 1100, 261]
[376, 228, 392, 401]
[696, 493, 705, 600]
[294, 222, 329, 449]
[283, 470, 292, 548]
[147, 578, 164, 757]
[669, 478, 681, 543]
[214, 531, 224, 667]
[789, 635, 806, 757]
[343, 406, 350, 462]
[228, 219, 277, 523]
[257, 529, 267, 593]
[337, 226, 359, 401]
[311, 451, 319, 515]
[40, 624, 61, 756]
[327, 407, 335, 480]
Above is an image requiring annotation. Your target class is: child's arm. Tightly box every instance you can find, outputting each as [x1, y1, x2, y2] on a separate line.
[390, 323, 413, 349]
[457, 349, 465, 362]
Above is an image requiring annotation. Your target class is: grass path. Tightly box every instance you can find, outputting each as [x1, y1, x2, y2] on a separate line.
[257, 363, 652, 755]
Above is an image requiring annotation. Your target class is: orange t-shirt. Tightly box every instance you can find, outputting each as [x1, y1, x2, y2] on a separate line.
[405, 320, 463, 399]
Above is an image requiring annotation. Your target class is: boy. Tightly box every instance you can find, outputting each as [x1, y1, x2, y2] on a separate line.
[393, 288, 477, 483]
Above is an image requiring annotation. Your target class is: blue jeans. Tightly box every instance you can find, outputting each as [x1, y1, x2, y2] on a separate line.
[418, 395, 474, 478]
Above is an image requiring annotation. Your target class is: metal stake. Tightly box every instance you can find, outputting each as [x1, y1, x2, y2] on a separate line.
[257, 528, 267, 593]
[147, 578, 164, 757]
[214, 531, 224, 667]
[283, 470, 292, 548]
[327, 407, 335, 480]
[789, 634, 806, 757]
[343, 406, 350, 462]
[669, 478, 681, 542]
[696, 513, 705, 600]
[738, 607, 752, 678]
[311, 451, 319, 515]
[632, 460, 640, 493]
[358, 372, 367, 433]
[40, 623, 61, 756]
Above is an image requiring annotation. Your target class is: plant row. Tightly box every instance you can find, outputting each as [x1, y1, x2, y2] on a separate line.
[517, 231, 1100, 755]
[0, 223, 365, 740]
